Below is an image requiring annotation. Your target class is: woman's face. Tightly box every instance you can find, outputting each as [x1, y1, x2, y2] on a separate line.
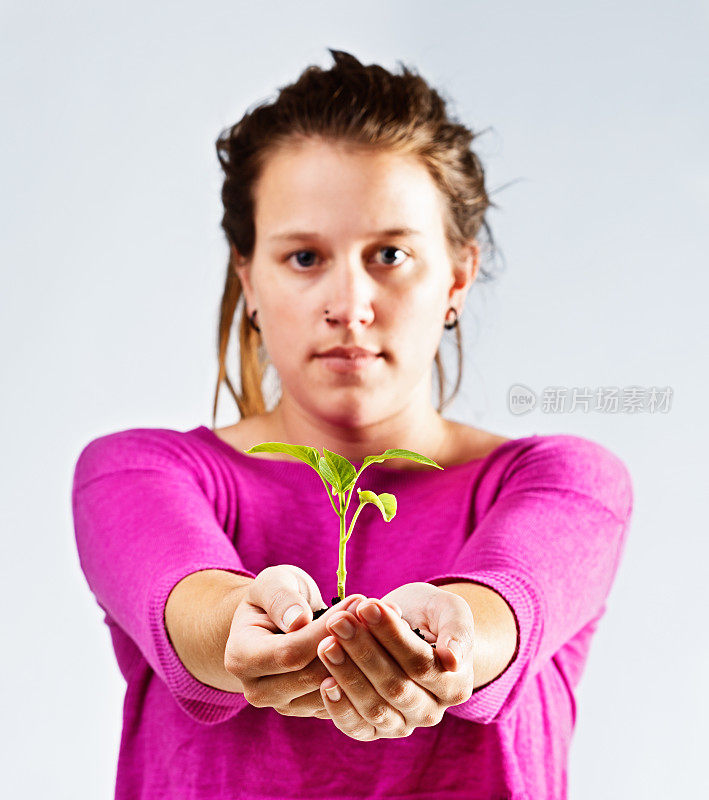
[235, 137, 478, 434]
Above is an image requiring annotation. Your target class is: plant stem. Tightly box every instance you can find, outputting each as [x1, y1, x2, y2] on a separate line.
[331, 466, 369, 600]
[336, 496, 347, 599]
[345, 502, 366, 543]
[336, 489, 370, 597]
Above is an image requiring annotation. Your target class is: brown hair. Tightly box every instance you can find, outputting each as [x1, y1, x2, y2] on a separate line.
[212, 48, 502, 426]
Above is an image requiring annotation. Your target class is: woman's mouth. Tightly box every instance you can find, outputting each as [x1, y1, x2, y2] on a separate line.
[316, 353, 382, 373]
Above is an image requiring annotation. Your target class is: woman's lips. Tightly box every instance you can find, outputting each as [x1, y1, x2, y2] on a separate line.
[316, 353, 382, 373]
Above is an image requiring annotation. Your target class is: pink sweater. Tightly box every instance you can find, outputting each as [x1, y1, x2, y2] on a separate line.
[71, 425, 633, 799]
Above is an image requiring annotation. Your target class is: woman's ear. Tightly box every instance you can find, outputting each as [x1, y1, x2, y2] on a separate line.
[462, 239, 480, 283]
[448, 239, 480, 308]
[231, 243, 255, 307]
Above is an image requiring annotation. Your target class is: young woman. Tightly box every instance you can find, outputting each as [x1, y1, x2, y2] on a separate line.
[72, 49, 633, 799]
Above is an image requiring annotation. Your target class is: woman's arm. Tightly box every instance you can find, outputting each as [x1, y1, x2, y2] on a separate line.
[165, 570, 254, 693]
[72, 429, 259, 724]
[438, 581, 518, 689]
[424, 435, 633, 724]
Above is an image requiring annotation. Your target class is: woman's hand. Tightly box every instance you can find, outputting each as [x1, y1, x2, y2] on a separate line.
[225, 564, 352, 718]
[224, 564, 395, 720]
[316, 582, 475, 740]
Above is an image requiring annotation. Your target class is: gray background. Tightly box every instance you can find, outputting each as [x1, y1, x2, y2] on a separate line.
[1, 1, 707, 797]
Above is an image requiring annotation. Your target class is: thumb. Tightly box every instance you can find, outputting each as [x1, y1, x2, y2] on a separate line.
[281, 599, 310, 632]
[438, 636, 463, 672]
[435, 598, 474, 673]
[258, 565, 323, 633]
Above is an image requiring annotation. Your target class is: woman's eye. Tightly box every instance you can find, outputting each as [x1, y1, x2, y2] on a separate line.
[285, 246, 408, 270]
[287, 250, 319, 269]
[375, 246, 408, 266]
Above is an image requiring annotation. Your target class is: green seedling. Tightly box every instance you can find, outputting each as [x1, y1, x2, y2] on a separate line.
[244, 442, 444, 601]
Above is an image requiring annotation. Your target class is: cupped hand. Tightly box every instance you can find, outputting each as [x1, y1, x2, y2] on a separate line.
[316, 582, 475, 740]
[223, 564, 400, 720]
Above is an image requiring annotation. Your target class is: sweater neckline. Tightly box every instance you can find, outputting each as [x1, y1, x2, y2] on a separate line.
[190, 425, 536, 488]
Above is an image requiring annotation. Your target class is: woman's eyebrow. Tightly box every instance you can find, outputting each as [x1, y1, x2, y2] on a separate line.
[268, 227, 423, 242]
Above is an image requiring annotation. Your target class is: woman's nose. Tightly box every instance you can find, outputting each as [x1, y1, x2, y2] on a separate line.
[321, 264, 376, 328]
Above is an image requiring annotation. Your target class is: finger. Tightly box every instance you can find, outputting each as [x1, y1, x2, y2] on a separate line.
[384, 601, 403, 618]
[234, 594, 368, 679]
[352, 600, 461, 705]
[431, 594, 475, 672]
[251, 566, 320, 632]
[437, 639, 460, 672]
[274, 688, 330, 718]
[318, 612, 429, 733]
[248, 649, 335, 704]
[318, 631, 407, 736]
[319, 675, 377, 740]
[252, 566, 364, 632]
[353, 600, 442, 682]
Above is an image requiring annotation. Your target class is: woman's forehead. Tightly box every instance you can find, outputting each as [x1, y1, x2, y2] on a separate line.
[254, 146, 445, 237]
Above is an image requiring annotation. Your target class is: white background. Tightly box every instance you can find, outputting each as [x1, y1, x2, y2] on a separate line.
[1, 1, 707, 797]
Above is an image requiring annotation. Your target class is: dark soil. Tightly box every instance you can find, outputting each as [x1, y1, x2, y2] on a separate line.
[278, 597, 435, 647]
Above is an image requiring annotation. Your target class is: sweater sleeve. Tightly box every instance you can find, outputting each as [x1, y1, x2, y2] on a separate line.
[425, 434, 634, 725]
[71, 429, 258, 725]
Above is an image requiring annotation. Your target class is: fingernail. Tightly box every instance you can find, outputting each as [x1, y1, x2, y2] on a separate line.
[330, 617, 355, 640]
[447, 638, 462, 664]
[283, 604, 302, 630]
[324, 642, 345, 664]
[359, 602, 382, 624]
[344, 596, 362, 613]
[324, 682, 341, 701]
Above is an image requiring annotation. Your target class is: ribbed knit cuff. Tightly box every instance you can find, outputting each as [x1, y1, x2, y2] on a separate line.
[149, 563, 258, 725]
[425, 569, 542, 724]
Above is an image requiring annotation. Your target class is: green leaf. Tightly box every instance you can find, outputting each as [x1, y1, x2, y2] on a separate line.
[356, 489, 398, 522]
[244, 442, 322, 473]
[318, 456, 339, 488]
[360, 448, 444, 471]
[321, 448, 357, 493]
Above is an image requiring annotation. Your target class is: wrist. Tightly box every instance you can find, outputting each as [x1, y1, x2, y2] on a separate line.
[436, 581, 518, 689]
[165, 570, 254, 694]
